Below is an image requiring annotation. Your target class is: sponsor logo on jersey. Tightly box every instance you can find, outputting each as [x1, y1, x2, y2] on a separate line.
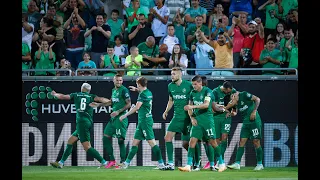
[241, 101, 244, 105]
[239, 105, 248, 112]
[112, 98, 120, 103]
[182, 88, 186, 93]
[173, 95, 187, 99]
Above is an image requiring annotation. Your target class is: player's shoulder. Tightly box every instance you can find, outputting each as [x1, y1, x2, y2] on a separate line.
[168, 82, 174, 88]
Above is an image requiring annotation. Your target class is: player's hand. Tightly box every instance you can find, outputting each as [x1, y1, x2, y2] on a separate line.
[110, 111, 119, 118]
[119, 115, 126, 122]
[51, 90, 56, 96]
[191, 118, 198, 126]
[129, 86, 137, 92]
[184, 105, 193, 111]
[89, 102, 100, 108]
[226, 112, 231, 118]
[250, 111, 257, 121]
[162, 112, 168, 120]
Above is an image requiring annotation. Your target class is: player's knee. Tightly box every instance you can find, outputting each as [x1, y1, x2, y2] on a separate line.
[189, 138, 197, 148]
[164, 134, 173, 142]
[239, 139, 246, 147]
[221, 134, 228, 141]
[253, 139, 261, 148]
[118, 138, 125, 145]
[182, 141, 189, 150]
[209, 139, 218, 147]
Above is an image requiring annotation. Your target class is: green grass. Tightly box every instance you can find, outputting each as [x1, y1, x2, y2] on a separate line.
[22, 166, 298, 180]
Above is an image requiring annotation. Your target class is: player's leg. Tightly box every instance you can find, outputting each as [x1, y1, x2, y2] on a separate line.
[120, 139, 141, 169]
[206, 119, 227, 172]
[213, 116, 222, 167]
[144, 122, 165, 169]
[103, 121, 116, 168]
[78, 121, 107, 167]
[220, 117, 231, 161]
[164, 131, 176, 167]
[251, 120, 263, 170]
[193, 141, 201, 171]
[117, 118, 128, 164]
[178, 125, 202, 172]
[202, 141, 215, 170]
[50, 133, 79, 168]
[228, 124, 249, 170]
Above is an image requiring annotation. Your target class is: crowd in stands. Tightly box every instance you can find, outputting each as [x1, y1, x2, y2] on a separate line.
[22, 0, 298, 76]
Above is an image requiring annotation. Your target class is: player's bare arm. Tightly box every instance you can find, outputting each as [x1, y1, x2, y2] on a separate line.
[51, 90, 71, 100]
[225, 92, 240, 109]
[119, 101, 142, 121]
[212, 101, 226, 113]
[129, 86, 139, 92]
[250, 95, 261, 121]
[186, 100, 197, 126]
[163, 96, 174, 120]
[111, 99, 132, 118]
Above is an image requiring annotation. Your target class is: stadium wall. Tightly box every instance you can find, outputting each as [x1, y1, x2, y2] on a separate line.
[22, 80, 298, 167]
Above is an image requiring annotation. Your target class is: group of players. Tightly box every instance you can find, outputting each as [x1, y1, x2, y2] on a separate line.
[49, 67, 264, 172]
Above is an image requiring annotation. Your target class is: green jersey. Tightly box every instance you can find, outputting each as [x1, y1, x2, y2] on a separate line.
[137, 89, 153, 122]
[237, 91, 260, 124]
[190, 86, 214, 117]
[70, 92, 97, 123]
[168, 80, 193, 119]
[212, 85, 236, 117]
[111, 85, 131, 117]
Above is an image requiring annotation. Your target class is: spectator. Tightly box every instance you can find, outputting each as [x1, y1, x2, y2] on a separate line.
[228, 0, 253, 24]
[114, 35, 129, 67]
[210, 15, 230, 40]
[125, 46, 144, 76]
[186, 15, 210, 47]
[286, 9, 298, 35]
[258, 0, 279, 42]
[22, 43, 32, 76]
[154, 44, 171, 75]
[215, 0, 231, 16]
[251, 0, 267, 23]
[128, 14, 154, 48]
[23, 0, 34, 13]
[200, 30, 234, 76]
[84, 13, 111, 66]
[60, 0, 86, 22]
[63, 9, 86, 69]
[107, 9, 125, 46]
[137, 36, 159, 75]
[125, 0, 149, 34]
[77, 52, 97, 76]
[159, 24, 181, 55]
[277, 0, 298, 21]
[22, 13, 35, 51]
[172, 9, 189, 51]
[199, 0, 216, 15]
[168, 44, 188, 75]
[279, 28, 294, 70]
[240, 18, 264, 75]
[228, 14, 248, 71]
[208, 4, 225, 35]
[267, 22, 285, 50]
[35, 0, 53, 15]
[34, 41, 56, 76]
[56, 58, 75, 76]
[122, 0, 132, 25]
[286, 33, 297, 75]
[100, 45, 121, 76]
[82, 0, 105, 27]
[184, 0, 208, 28]
[149, 0, 170, 45]
[27, 0, 42, 31]
[259, 38, 283, 75]
[46, 4, 65, 65]
[190, 33, 214, 75]
[32, 16, 57, 59]
[165, 0, 190, 24]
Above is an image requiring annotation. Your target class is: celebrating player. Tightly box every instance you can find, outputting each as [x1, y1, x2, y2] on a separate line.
[204, 81, 236, 170]
[50, 83, 110, 168]
[178, 75, 227, 172]
[89, 74, 132, 168]
[117, 77, 165, 170]
[226, 91, 264, 171]
[162, 67, 194, 170]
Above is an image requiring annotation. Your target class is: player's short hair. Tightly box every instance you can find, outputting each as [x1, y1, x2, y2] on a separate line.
[171, 67, 182, 72]
[191, 75, 202, 83]
[222, 81, 233, 89]
[114, 73, 123, 78]
[136, 76, 148, 87]
[81, 83, 91, 92]
[201, 76, 207, 86]
[167, 24, 175, 29]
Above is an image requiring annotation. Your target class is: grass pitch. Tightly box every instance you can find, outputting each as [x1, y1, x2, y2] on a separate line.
[22, 166, 298, 180]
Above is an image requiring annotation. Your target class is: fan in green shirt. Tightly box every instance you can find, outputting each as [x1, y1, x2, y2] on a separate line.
[34, 41, 56, 76]
[22, 43, 31, 71]
[259, 38, 283, 75]
[100, 45, 120, 76]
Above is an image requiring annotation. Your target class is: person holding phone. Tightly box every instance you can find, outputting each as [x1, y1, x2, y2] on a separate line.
[211, 15, 231, 40]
